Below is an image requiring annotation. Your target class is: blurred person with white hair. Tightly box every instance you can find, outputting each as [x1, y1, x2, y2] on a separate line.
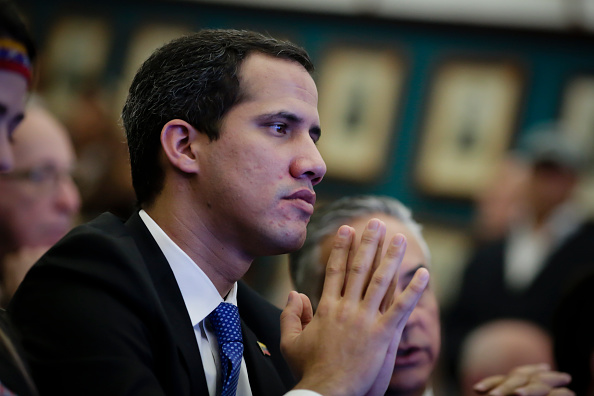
[0, 100, 80, 306]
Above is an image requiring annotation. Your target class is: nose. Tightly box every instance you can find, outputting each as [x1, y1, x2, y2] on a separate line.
[0, 130, 14, 172]
[401, 306, 421, 342]
[54, 175, 81, 216]
[289, 136, 327, 186]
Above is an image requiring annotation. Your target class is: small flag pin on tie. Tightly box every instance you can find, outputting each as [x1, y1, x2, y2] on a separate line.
[257, 341, 271, 356]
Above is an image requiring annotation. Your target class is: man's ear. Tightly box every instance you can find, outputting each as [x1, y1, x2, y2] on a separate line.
[160, 119, 202, 174]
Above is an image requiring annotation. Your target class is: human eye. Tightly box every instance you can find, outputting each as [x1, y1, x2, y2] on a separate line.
[29, 165, 58, 185]
[269, 123, 288, 135]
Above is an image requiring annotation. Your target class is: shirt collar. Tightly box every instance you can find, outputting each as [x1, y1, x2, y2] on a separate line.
[138, 210, 238, 327]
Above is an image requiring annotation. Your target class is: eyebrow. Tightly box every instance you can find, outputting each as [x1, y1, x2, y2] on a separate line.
[256, 111, 322, 139]
[402, 264, 429, 280]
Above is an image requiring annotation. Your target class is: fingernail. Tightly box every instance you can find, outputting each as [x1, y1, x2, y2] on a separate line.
[474, 384, 486, 392]
[418, 268, 430, 281]
[368, 219, 379, 230]
[392, 234, 405, 246]
[338, 226, 350, 236]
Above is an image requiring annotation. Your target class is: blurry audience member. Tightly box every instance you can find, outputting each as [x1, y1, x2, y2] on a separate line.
[473, 156, 529, 243]
[290, 195, 440, 396]
[444, 123, 594, 388]
[0, 0, 35, 172]
[459, 319, 554, 396]
[0, 100, 80, 305]
[65, 84, 134, 219]
[0, 1, 39, 394]
[552, 270, 594, 396]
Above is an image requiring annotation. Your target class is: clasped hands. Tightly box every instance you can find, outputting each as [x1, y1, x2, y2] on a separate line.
[280, 218, 429, 396]
[474, 363, 574, 396]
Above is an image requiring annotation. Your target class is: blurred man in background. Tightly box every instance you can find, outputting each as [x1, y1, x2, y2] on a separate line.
[444, 123, 594, 391]
[0, 100, 80, 306]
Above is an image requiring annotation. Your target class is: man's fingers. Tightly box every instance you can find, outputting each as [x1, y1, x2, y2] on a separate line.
[343, 219, 385, 301]
[384, 267, 429, 328]
[364, 234, 406, 312]
[514, 383, 555, 396]
[549, 388, 575, 396]
[474, 366, 573, 396]
[320, 226, 353, 303]
[298, 293, 314, 330]
[485, 375, 532, 396]
[474, 375, 506, 394]
[280, 291, 306, 344]
[513, 364, 551, 376]
[532, 372, 572, 387]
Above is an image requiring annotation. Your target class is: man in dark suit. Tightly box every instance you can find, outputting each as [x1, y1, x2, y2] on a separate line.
[8, 29, 430, 396]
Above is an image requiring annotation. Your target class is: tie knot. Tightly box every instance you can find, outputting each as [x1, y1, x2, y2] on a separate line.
[208, 302, 242, 344]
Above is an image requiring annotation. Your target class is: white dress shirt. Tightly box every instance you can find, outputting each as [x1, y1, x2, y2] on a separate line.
[139, 210, 319, 396]
[504, 202, 585, 291]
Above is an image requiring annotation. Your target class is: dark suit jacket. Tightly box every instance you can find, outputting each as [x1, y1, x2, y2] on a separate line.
[7, 212, 295, 395]
[0, 310, 37, 396]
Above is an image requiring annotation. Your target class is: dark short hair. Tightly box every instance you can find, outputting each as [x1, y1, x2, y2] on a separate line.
[0, 0, 36, 64]
[122, 29, 314, 207]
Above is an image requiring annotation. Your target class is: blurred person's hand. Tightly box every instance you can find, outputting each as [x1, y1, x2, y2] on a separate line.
[474, 363, 573, 396]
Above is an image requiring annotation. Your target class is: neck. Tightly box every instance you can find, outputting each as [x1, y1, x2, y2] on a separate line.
[145, 199, 253, 298]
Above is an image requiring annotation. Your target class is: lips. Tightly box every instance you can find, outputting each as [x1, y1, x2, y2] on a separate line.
[284, 189, 316, 214]
[285, 189, 316, 206]
[395, 346, 427, 367]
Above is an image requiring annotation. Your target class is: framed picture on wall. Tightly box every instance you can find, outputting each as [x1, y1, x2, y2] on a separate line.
[316, 46, 406, 183]
[113, 23, 191, 118]
[415, 58, 524, 199]
[560, 74, 594, 216]
[560, 75, 594, 160]
[41, 16, 112, 118]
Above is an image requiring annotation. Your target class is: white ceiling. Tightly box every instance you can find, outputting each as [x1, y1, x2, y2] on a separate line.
[179, 0, 594, 31]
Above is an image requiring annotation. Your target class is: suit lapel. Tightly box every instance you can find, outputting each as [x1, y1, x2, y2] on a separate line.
[125, 212, 208, 395]
[241, 321, 288, 396]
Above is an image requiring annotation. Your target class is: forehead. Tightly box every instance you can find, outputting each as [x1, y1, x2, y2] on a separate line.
[237, 52, 318, 107]
[12, 108, 74, 168]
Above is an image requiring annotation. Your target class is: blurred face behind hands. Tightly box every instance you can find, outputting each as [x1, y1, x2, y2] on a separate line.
[0, 105, 80, 251]
[319, 213, 441, 396]
[0, 70, 27, 172]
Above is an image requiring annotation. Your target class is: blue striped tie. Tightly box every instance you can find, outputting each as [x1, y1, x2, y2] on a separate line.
[208, 302, 244, 396]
